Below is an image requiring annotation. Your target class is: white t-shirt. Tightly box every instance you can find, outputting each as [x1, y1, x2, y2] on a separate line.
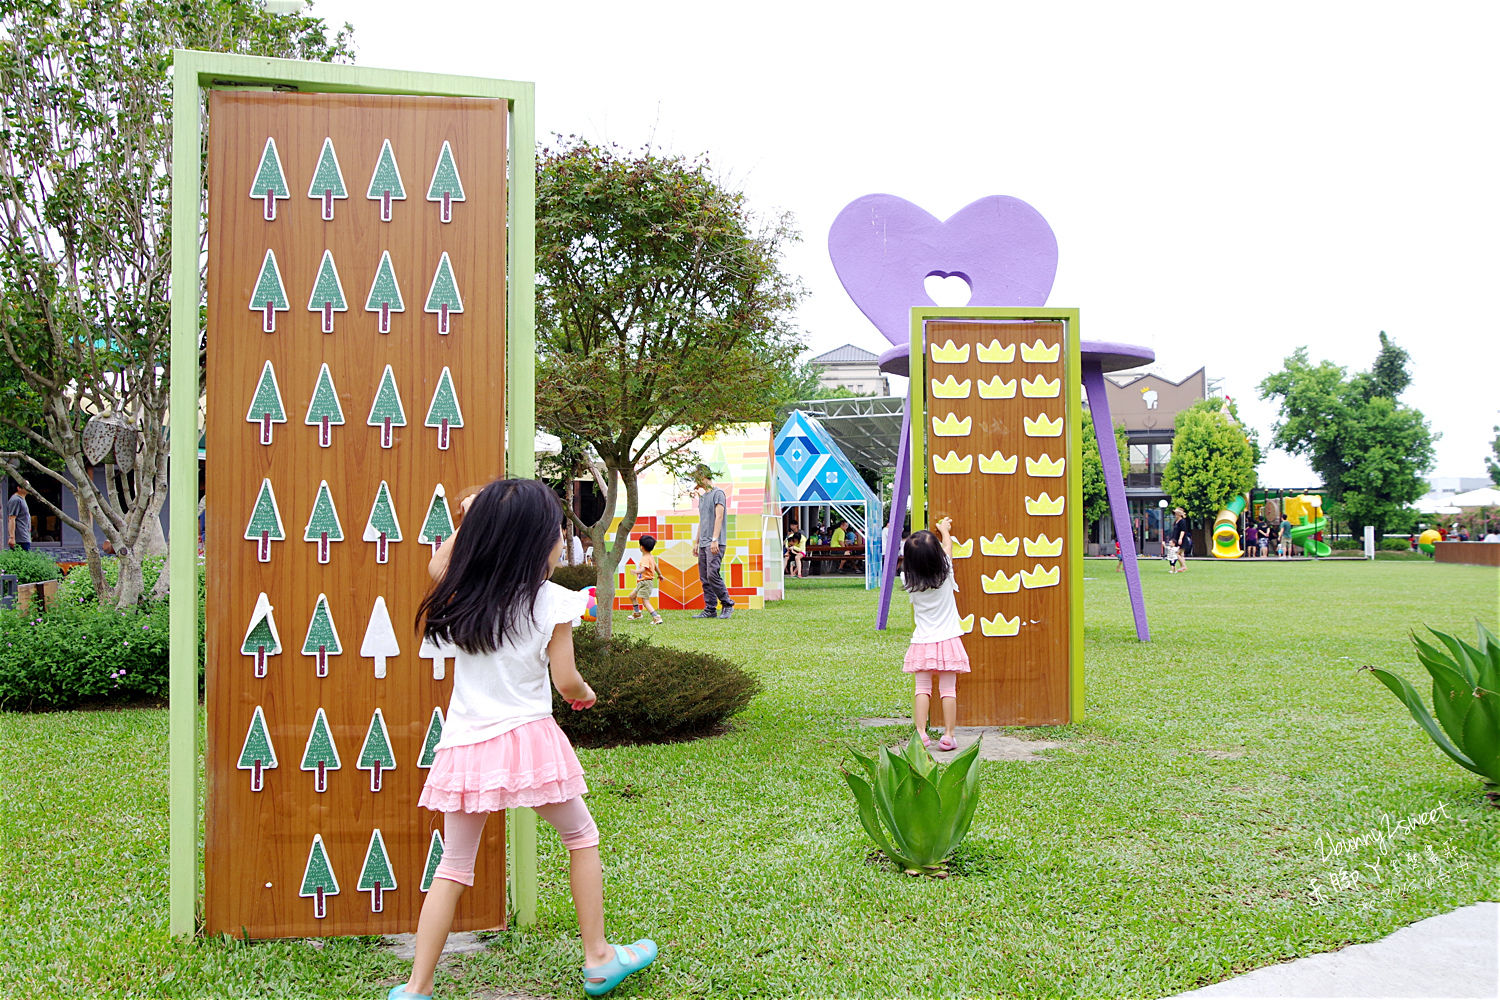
[433, 581, 592, 750]
[901, 562, 963, 644]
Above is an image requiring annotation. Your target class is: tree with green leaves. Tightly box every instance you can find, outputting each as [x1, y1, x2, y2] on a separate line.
[0, 0, 353, 609]
[1487, 426, 1500, 488]
[1159, 398, 1257, 522]
[534, 138, 805, 635]
[1259, 333, 1434, 538]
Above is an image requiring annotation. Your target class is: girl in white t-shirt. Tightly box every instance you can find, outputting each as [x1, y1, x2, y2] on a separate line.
[900, 516, 970, 752]
[393, 479, 656, 1000]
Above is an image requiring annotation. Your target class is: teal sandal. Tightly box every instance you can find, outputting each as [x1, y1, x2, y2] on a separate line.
[583, 939, 657, 996]
[387, 987, 431, 1000]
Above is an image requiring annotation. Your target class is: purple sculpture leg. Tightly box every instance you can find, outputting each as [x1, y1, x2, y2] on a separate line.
[1082, 362, 1149, 641]
[876, 400, 912, 630]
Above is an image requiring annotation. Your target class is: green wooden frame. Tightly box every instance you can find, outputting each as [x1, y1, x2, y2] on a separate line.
[168, 49, 537, 937]
[907, 306, 1085, 722]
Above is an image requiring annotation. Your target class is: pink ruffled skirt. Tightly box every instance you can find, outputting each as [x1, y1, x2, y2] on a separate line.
[419, 716, 588, 813]
[903, 636, 971, 673]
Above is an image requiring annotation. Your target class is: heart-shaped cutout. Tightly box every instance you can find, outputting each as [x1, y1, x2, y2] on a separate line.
[924, 272, 973, 307]
[828, 195, 1058, 346]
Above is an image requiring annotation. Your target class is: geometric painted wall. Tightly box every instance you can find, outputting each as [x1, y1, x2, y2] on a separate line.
[774, 409, 884, 588]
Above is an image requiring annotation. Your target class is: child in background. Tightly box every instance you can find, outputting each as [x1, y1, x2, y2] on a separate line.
[391, 479, 656, 1000]
[1165, 539, 1181, 572]
[900, 516, 970, 752]
[1114, 538, 1123, 572]
[627, 535, 664, 624]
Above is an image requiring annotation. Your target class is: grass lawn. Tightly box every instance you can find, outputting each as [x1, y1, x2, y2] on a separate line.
[2, 559, 1497, 998]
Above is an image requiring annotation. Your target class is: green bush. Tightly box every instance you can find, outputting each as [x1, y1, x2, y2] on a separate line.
[1380, 537, 1413, 551]
[554, 626, 759, 747]
[1328, 538, 1361, 550]
[55, 554, 168, 604]
[0, 599, 171, 709]
[0, 548, 60, 584]
[550, 564, 597, 591]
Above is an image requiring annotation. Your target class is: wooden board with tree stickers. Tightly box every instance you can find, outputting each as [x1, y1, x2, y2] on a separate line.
[204, 91, 507, 937]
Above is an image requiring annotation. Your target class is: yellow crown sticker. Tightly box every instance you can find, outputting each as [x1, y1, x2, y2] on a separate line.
[981, 570, 1022, 594]
[1020, 563, 1060, 588]
[930, 340, 970, 364]
[1025, 493, 1066, 516]
[932, 412, 972, 437]
[980, 613, 1021, 637]
[1025, 454, 1065, 477]
[1020, 339, 1060, 363]
[932, 451, 972, 474]
[976, 339, 1016, 363]
[1023, 533, 1064, 558]
[978, 375, 1017, 399]
[979, 533, 1021, 557]
[1021, 374, 1060, 398]
[979, 451, 1018, 475]
[950, 538, 974, 559]
[958, 613, 975, 634]
[930, 375, 971, 399]
[1023, 413, 1063, 437]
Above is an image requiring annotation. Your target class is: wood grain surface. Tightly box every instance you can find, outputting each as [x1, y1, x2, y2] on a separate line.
[923, 321, 1075, 726]
[205, 91, 507, 938]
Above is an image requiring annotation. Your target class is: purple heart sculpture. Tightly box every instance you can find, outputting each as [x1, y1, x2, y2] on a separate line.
[827, 194, 1059, 347]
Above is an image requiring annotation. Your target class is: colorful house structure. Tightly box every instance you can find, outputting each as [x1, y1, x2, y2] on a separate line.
[774, 410, 885, 589]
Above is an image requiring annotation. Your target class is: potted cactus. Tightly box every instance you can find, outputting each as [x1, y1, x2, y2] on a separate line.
[1364, 622, 1500, 799]
[841, 736, 982, 876]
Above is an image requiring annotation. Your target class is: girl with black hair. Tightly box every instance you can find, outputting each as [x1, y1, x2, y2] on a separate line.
[393, 478, 656, 1000]
[900, 516, 970, 752]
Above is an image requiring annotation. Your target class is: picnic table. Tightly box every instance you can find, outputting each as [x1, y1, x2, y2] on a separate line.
[800, 543, 863, 575]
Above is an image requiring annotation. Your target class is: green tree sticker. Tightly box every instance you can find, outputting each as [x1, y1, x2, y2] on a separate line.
[305, 363, 345, 448]
[424, 366, 464, 450]
[418, 484, 454, 551]
[424, 251, 464, 335]
[301, 706, 341, 792]
[357, 827, 397, 913]
[244, 478, 285, 563]
[237, 705, 278, 792]
[367, 138, 405, 222]
[304, 480, 344, 564]
[360, 595, 399, 679]
[363, 480, 402, 564]
[299, 833, 340, 919]
[249, 136, 289, 221]
[245, 360, 286, 445]
[307, 136, 348, 221]
[367, 364, 406, 448]
[418, 706, 444, 768]
[249, 248, 290, 333]
[357, 707, 396, 792]
[420, 829, 445, 892]
[307, 250, 347, 334]
[365, 250, 404, 334]
[241, 591, 282, 677]
[302, 593, 343, 677]
[426, 140, 465, 223]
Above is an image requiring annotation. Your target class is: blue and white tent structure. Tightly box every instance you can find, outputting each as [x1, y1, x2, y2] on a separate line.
[774, 409, 884, 588]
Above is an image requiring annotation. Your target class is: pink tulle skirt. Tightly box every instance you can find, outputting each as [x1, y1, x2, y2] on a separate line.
[419, 716, 588, 813]
[903, 636, 971, 673]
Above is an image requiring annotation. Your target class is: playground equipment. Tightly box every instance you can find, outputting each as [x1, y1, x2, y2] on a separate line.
[1212, 495, 1247, 558]
[1417, 528, 1442, 555]
[1284, 494, 1331, 557]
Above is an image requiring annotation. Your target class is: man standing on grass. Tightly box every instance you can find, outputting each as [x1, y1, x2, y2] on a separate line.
[6, 484, 31, 552]
[692, 465, 735, 619]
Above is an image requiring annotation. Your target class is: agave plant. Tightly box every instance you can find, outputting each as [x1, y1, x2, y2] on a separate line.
[841, 736, 982, 875]
[1365, 622, 1500, 790]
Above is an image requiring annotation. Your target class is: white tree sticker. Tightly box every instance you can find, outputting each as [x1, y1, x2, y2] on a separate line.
[361, 596, 400, 679]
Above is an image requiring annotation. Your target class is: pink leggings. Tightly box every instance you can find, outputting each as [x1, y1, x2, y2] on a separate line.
[913, 671, 957, 698]
[433, 798, 599, 887]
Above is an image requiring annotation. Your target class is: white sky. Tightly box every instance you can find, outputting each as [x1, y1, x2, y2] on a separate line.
[311, 0, 1499, 485]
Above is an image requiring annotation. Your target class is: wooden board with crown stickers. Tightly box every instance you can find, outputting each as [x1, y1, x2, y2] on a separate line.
[203, 90, 509, 938]
[910, 312, 1083, 726]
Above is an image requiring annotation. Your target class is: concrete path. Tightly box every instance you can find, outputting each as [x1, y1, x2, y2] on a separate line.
[1162, 902, 1498, 999]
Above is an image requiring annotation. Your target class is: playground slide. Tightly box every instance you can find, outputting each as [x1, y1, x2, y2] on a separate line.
[1212, 495, 1247, 558]
[1288, 519, 1332, 557]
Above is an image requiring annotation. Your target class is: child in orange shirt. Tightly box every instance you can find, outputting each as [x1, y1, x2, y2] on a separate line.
[627, 535, 664, 624]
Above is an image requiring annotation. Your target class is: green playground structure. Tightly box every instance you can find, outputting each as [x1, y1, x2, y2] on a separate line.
[1212, 494, 1247, 559]
[1284, 494, 1332, 557]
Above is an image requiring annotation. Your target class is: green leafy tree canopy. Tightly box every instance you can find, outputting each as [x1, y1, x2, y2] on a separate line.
[1159, 398, 1257, 521]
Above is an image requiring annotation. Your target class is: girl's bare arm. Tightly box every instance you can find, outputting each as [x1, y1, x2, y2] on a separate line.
[937, 516, 954, 558]
[546, 622, 596, 709]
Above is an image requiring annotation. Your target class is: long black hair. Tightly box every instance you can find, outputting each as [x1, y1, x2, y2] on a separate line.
[901, 529, 949, 592]
[415, 478, 561, 654]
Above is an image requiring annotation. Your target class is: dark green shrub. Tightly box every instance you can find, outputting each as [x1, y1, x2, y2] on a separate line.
[1328, 538, 1361, 550]
[550, 564, 596, 591]
[55, 554, 168, 604]
[1380, 537, 1414, 551]
[554, 626, 759, 747]
[0, 548, 60, 583]
[0, 599, 171, 709]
